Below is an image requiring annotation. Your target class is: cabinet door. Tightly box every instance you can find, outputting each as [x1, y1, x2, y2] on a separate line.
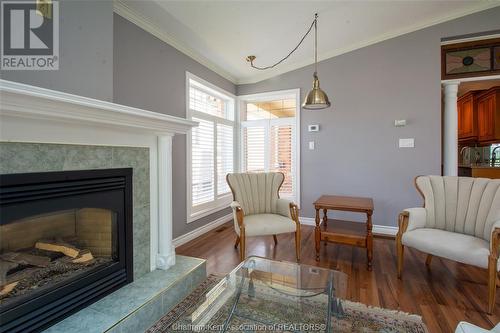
[478, 95, 495, 141]
[460, 98, 474, 138]
[457, 101, 463, 137]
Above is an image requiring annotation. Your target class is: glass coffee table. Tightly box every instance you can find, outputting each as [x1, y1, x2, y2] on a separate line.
[188, 256, 348, 332]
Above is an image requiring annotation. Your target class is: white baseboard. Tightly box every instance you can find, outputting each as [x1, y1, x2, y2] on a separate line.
[372, 225, 398, 236]
[299, 217, 397, 237]
[173, 214, 397, 248]
[299, 217, 316, 226]
[173, 213, 233, 248]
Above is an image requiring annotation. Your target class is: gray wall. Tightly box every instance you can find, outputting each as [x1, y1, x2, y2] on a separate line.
[0, 0, 113, 102]
[113, 14, 236, 238]
[238, 7, 500, 226]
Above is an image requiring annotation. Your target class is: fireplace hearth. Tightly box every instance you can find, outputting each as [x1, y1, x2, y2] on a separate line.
[0, 169, 133, 333]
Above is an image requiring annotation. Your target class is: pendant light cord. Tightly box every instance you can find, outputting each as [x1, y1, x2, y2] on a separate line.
[314, 13, 318, 76]
[247, 13, 318, 71]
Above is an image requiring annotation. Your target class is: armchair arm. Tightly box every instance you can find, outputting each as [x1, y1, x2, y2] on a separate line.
[402, 207, 427, 232]
[490, 222, 500, 256]
[397, 207, 426, 247]
[276, 198, 292, 218]
[276, 198, 300, 228]
[230, 201, 244, 229]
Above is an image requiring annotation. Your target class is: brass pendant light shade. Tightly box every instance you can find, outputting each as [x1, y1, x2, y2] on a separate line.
[302, 73, 330, 110]
[302, 14, 331, 110]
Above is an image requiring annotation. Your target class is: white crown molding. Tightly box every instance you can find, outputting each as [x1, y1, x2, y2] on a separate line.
[299, 217, 397, 237]
[113, 0, 237, 84]
[0, 79, 197, 135]
[173, 213, 233, 248]
[441, 33, 500, 45]
[114, 0, 500, 85]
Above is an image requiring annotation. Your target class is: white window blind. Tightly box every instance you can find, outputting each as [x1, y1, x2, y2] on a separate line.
[191, 117, 214, 206]
[217, 123, 233, 195]
[187, 74, 235, 221]
[243, 126, 266, 172]
[270, 124, 293, 196]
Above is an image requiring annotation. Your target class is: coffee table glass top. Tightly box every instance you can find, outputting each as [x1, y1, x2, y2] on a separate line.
[188, 256, 348, 332]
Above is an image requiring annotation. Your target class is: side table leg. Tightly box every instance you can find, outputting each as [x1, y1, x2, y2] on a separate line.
[315, 208, 321, 261]
[323, 209, 328, 246]
[366, 212, 373, 271]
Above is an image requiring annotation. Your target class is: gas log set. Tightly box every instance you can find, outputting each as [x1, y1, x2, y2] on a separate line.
[0, 238, 112, 304]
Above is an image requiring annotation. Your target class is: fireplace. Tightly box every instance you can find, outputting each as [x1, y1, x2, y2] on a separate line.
[0, 168, 133, 333]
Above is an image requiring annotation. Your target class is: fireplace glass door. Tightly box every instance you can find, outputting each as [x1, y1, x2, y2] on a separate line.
[0, 169, 133, 333]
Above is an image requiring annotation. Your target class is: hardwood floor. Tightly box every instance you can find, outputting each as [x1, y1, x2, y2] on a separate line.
[177, 222, 500, 333]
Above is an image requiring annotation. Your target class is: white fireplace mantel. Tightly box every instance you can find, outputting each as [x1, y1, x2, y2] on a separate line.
[0, 79, 198, 271]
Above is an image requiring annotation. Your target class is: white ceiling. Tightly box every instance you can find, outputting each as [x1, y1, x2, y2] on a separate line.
[116, 1, 499, 84]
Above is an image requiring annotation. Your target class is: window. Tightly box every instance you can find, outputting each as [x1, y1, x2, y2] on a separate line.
[239, 90, 300, 205]
[187, 73, 235, 221]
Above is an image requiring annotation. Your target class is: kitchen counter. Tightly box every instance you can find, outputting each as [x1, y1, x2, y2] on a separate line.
[458, 165, 500, 178]
[459, 164, 500, 169]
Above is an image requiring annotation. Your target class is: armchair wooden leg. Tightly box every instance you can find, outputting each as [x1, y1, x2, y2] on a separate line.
[397, 240, 404, 279]
[239, 231, 246, 262]
[425, 254, 432, 267]
[396, 212, 409, 279]
[295, 230, 301, 262]
[488, 255, 497, 314]
[273, 235, 278, 245]
[234, 236, 240, 249]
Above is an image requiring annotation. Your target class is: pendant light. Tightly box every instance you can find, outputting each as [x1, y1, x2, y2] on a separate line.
[246, 13, 331, 110]
[302, 14, 330, 110]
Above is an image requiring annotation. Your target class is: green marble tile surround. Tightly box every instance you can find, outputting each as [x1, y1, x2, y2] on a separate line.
[0, 142, 151, 278]
[43, 256, 207, 333]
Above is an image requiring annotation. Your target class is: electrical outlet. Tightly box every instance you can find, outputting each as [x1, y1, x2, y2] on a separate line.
[399, 138, 414, 148]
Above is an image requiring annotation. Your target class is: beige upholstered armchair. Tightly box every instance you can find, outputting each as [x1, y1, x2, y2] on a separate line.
[397, 176, 500, 313]
[226, 172, 301, 262]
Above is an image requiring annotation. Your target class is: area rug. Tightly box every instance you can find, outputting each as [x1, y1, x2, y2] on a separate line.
[147, 275, 428, 333]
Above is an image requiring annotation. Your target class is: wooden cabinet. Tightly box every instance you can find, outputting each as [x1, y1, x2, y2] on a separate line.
[457, 87, 500, 144]
[458, 166, 472, 177]
[457, 92, 478, 142]
[477, 87, 500, 143]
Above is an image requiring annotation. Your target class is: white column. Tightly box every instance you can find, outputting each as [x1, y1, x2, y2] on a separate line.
[156, 134, 176, 270]
[443, 81, 460, 176]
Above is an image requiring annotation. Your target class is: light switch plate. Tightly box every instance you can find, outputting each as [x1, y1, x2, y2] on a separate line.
[308, 141, 315, 150]
[394, 119, 407, 127]
[399, 138, 414, 148]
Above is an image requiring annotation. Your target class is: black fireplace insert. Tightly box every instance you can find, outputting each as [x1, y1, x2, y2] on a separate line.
[0, 168, 133, 332]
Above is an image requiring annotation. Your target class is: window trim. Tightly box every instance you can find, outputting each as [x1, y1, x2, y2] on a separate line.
[237, 88, 301, 207]
[186, 72, 237, 223]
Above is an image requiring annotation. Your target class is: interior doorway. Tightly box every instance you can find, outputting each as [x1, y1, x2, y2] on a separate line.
[441, 75, 500, 177]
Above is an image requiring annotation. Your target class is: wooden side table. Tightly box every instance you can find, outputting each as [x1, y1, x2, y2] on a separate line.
[314, 195, 374, 270]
